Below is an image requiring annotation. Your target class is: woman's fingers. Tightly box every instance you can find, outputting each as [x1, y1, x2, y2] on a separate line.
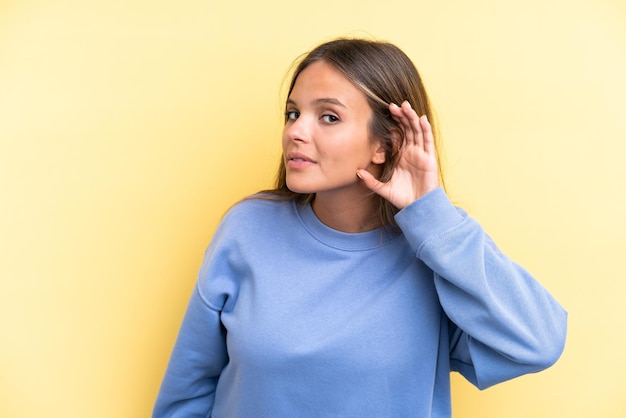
[404, 101, 424, 149]
[389, 101, 425, 149]
[420, 114, 435, 155]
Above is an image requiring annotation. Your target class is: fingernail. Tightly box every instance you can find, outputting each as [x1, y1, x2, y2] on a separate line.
[356, 170, 363, 179]
[406, 100, 412, 108]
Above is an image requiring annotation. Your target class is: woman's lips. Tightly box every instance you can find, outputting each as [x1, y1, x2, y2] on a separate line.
[286, 152, 316, 169]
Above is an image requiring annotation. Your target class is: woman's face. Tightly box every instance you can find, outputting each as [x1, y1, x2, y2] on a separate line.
[282, 60, 384, 197]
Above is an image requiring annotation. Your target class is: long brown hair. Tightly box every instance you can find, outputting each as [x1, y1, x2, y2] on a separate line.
[262, 38, 445, 228]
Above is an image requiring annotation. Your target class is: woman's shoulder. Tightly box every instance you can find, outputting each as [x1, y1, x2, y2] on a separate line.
[232, 192, 292, 212]
[221, 193, 294, 225]
[209, 194, 297, 247]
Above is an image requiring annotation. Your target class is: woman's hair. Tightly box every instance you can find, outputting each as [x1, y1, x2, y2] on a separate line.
[262, 37, 445, 228]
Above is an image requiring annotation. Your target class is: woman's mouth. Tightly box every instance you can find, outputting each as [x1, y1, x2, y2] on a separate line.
[287, 152, 316, 168]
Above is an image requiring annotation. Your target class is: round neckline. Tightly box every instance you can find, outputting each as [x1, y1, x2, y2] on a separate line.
[294, 201, 400, 251]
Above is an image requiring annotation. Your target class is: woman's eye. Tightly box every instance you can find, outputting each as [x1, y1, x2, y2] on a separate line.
[285, 111, 299, 121]
[322, 114, 339, 123]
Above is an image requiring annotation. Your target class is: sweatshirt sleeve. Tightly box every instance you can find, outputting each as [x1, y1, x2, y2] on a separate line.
[153, 214, 239, 417]
[152, 286, 228, 417]
[395, 187, 567, 389]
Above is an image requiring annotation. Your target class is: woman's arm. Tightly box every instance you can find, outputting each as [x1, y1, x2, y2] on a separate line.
[396, 188, 567, 388]
[153, 285, 228, 417]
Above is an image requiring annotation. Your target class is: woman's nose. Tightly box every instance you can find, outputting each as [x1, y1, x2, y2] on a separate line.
[284, 116, 310, 143]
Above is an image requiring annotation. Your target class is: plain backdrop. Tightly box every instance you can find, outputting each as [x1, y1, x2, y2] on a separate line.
[1, 0, 625, 416]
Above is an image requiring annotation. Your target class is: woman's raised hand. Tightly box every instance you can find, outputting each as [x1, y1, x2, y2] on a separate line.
[357, 101, 440, 209]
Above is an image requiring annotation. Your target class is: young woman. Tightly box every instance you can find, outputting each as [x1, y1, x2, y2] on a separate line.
[153, 38, 567, 418]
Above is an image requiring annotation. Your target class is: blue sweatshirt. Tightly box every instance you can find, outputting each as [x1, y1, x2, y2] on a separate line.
[153, 188, 567, 418]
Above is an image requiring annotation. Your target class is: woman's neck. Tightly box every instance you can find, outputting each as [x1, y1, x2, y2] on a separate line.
[311, 190, 381, 233]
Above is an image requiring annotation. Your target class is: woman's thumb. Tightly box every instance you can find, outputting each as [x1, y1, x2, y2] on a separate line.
[356, 169, 385, 194]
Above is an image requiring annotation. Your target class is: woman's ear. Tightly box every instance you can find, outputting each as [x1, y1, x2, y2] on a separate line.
[371, 126, 403, 165]
[371, 143, 386, 164]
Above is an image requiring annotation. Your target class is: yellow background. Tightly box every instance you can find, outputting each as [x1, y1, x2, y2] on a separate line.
[1, 0, 624, 416]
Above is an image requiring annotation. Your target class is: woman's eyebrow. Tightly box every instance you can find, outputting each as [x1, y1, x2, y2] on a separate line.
[286, 98, 346, 108]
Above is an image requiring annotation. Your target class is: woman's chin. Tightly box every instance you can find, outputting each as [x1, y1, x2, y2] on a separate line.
[286, 183, 314, 194]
